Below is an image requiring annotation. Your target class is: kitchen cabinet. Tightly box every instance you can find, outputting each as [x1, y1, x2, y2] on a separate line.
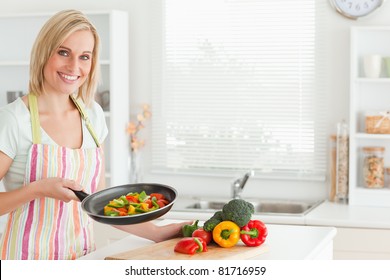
[349, 26, 390, 207]
[333, 227, 390, 259]
[0, 11, 130, 187]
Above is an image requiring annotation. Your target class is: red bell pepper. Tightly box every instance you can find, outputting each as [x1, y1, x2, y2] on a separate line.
[192, 228, 212, 245]
[240, 220, 268, 247]
[174, 237, 208, 255]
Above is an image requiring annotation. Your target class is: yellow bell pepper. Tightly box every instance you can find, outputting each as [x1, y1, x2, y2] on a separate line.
[212, 221, 241, 248]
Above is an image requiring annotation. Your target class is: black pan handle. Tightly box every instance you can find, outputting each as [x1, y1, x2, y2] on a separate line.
[73, 190, 89, 202]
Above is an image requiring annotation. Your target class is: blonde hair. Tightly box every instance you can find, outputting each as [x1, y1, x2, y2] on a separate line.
[29, 9, 101, 106]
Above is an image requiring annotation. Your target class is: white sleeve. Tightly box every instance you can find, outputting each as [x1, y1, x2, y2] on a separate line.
[0, 108, 19, 159]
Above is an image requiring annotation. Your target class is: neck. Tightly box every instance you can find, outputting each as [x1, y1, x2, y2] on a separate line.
[36, 93, 76, 115]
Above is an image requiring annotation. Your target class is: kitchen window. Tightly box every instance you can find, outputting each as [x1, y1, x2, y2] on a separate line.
[151, 0, 328, 180]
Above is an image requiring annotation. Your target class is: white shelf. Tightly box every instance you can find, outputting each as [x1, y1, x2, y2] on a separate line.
[0, 61, 29, 66]
[355, 133, 390, 140]
[349, 26, 390, 207]
[355, 78, 390, 83]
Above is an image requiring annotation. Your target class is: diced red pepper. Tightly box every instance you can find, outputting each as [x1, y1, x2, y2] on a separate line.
[240, 220, 268, 247]
[126, 195, 139, 203]
[150, 193, 167, 201]
[174, 237, 208, 255]
[156, 199, 168, 208]
[144, 199, 153, 208]
[117, 207, 128, 216]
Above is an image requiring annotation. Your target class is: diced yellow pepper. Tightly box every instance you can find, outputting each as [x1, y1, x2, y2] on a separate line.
[140, 203, 149, 211]
[128, 205, 136, 215]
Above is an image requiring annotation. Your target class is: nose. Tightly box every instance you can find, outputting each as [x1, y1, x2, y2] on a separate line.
[66, 56, 80, 73]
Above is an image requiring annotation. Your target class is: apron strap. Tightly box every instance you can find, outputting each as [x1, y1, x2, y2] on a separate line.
[28, 94, 101, 147]
[28, 94, 42, 144]
[70, 95, 101, 147]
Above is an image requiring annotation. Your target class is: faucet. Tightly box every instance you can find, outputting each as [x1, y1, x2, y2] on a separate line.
[231, 170, 255, 199]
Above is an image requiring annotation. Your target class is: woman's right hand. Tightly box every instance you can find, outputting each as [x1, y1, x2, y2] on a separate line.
[30, 178, 84, 202]
[0, 177, 84, 216]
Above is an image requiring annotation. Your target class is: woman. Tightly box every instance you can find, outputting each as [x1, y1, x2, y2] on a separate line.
[0, 10, 188, 260]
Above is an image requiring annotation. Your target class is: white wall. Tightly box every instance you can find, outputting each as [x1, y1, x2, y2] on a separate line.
[2, 0, 390, 201]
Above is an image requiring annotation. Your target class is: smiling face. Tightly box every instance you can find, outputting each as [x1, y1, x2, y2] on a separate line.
[43, 30, 94, 95]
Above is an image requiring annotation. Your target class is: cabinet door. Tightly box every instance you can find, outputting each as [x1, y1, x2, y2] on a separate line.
[334, 227, 390, 259]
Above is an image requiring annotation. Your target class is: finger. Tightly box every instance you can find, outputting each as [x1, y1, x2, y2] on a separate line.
[62, 179, 83, 191]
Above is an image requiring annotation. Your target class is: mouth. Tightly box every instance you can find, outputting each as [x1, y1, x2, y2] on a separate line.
[59, 72, 80, 82]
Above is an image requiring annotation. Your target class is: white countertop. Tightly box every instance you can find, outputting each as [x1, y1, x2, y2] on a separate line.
[305, 201, 390, 229]
[79, 219, 336, 260]
[168, 197, 390, 229]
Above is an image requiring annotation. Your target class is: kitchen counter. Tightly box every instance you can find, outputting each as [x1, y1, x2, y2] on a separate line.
[305, 201, 390, 229]
[79, 219, 336, 260]
[168, 197, 390, 229]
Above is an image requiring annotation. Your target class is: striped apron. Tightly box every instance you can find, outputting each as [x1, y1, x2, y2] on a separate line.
[0, 94, 103, 260]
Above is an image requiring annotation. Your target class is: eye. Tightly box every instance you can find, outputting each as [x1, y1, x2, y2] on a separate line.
[58, 49, 69, 57]
[80, 54, 91, 61]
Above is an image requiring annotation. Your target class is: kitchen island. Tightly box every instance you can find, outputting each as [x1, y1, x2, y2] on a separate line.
[79, 219, 336, 260]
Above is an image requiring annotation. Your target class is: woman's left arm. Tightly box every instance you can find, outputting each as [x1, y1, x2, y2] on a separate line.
[96, 140, 191, 242]
[113, 220, 192, 243]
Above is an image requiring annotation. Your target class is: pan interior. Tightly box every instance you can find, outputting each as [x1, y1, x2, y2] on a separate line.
[82, 183, 177, 218]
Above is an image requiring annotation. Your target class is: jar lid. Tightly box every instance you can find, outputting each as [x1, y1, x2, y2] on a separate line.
[362, 146, 385, 152]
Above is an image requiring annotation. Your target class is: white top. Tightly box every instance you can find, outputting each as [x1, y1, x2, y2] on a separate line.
[0, 97, 108, 192]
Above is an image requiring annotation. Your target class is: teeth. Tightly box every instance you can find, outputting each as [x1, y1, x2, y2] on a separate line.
[60, 73, 78, 81]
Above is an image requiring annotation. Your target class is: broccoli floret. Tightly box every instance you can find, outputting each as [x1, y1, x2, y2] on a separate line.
[221, 199, 254, 227]
[203, 211, 223, 232]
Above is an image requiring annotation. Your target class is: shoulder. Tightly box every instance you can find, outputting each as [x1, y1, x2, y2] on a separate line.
[84, 100, 106, 130]
[0, 99, 28, 126]
[0, 99, 30, 158]
[84, 100, 108, 143]
[87, 100, 106, 120]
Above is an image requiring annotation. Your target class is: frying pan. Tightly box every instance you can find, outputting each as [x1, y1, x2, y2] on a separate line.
[73, 183, 177, 225]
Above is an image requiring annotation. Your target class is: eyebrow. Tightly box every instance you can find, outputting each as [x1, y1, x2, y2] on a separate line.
[59, 45, 93, 54]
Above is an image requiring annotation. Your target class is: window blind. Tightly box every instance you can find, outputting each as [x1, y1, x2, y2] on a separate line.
[151, 0, 327, 180]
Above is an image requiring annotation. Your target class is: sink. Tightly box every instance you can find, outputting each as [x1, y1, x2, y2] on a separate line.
[184, 199, 322, 216]
[187, 201, 227, 210]
[254, 200, 320, 215]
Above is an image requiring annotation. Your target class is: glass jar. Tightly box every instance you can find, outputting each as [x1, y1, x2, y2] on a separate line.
[335, 122, 349, 203]
[386, 167, 390, 188]
[362, 146, 385, 188]
[329, 135, 337, 202]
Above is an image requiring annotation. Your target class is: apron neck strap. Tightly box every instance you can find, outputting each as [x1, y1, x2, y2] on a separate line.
[28, 94, 42, 144]
[28, 94, 101, 147]
[70, 95, 101, 147]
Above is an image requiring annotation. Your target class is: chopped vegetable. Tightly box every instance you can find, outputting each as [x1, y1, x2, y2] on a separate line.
[103, 191, 169, 216]
[212, 221, 241, 248]
[240, 220, 268, 247]
[174, 237, 208, 255]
